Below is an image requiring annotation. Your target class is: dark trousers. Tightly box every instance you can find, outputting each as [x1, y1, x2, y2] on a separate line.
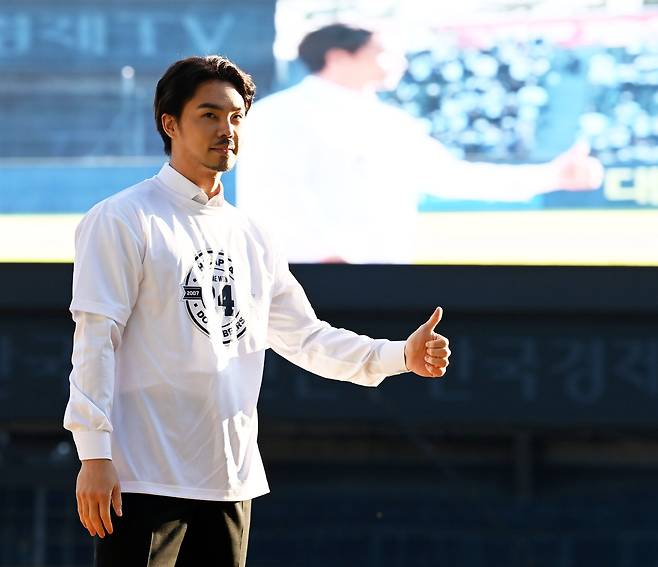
[94, 493, 251, 567]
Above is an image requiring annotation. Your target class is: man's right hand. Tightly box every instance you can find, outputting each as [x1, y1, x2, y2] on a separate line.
[76, 458, 122, 538]
[550, 141, 604, 191]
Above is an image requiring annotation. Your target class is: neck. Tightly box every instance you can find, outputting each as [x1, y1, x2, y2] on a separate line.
[169, 157, 223, 198]
[314, 69, 375, 95]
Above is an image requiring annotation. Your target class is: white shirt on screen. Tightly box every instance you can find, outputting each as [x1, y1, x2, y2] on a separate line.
[63, 163, 407, 502]
[236, 75, 553, 264]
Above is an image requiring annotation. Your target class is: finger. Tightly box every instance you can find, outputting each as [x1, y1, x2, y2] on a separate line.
[573, 139, 591, 156]
[111, 485, 123, 518]
[426, 347, 450, 358]
[76, 493, 89, 534]
[424, 355, 449, 368]
[88, 497, 106, 538]
[588, 157, 605, 186]
[76, 492, 83, 524]
[80, 496, 96, 537]
[425, 306, 443, 331]
[100, 492, 114, 535]
[424, 364, 446, 378]
[562, 139, 590, 159]
[425, 337, 448, 349]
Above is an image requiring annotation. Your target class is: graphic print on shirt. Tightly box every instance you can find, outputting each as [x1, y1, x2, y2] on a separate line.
[181, 249, 247, 344]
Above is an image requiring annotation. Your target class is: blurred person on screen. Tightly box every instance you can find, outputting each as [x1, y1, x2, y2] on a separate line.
[236, 23, 604, 264]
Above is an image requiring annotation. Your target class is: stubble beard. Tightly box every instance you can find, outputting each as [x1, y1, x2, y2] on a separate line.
[205, 154, 235, 173]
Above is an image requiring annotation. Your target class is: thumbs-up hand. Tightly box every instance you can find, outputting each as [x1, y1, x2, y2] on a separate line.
[551, 140, 605, 191]
[404, 307, 450, 378]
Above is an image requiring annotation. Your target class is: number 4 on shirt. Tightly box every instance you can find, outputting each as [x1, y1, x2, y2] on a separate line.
[214, 285, 235, 316]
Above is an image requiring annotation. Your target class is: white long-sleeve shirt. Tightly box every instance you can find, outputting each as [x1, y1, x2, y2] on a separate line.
[63, 163, 407, 502]
[236, 75, 557, 264]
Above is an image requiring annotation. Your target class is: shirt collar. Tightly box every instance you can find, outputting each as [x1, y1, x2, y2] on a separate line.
[156, 163, 224, 207]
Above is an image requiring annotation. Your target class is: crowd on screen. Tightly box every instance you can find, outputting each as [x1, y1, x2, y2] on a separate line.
[584, 42, 658, 165]
[384, 36, 658, 165]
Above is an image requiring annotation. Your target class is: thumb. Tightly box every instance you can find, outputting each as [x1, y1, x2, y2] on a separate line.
[565, 139, 590, 159]
[111, 484, 122, 517]
[425, 306, 443, 330]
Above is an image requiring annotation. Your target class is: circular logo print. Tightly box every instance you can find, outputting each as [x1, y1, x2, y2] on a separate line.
[181, 249, 247, 344]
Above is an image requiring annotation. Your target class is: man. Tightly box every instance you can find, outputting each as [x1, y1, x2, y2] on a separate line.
[236, 23, 605, 263]
[63, 55, 451, 566]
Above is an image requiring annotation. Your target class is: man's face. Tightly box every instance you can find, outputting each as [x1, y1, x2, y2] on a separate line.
[166, 80, 245, 173]
[348, 35, 407, 90]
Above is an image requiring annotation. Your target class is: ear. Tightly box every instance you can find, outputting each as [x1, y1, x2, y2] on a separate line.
[323, 47, 352, 68]
[161, 113, 177, 140]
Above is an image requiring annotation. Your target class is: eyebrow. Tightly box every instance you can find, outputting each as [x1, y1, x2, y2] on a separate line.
[196, 102, 244, 112]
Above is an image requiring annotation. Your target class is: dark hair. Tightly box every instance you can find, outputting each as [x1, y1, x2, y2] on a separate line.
[154, 55, 256, 155]
[298, 23, 373, 73]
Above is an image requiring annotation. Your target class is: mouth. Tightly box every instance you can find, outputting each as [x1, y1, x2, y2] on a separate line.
[210, 145, 235, 155]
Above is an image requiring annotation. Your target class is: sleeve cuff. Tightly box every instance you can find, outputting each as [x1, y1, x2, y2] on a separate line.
[379, 340, 408, 376]
[70, 300, 129, 327]
[72, 430, 112, 461]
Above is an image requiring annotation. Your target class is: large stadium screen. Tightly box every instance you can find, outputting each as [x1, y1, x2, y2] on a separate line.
[1, 0, 657, 265]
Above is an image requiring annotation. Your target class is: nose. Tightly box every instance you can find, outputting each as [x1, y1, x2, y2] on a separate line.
[217, 116, 235, 139]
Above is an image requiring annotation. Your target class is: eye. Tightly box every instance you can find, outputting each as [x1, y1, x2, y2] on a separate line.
[204, 112, 216, 119]
[232, 114, 244, 122]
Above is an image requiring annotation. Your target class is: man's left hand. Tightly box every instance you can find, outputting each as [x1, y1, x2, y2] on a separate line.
[404, 307, 450, 378]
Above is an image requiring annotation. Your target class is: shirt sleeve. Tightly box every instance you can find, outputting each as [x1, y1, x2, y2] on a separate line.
[404, 115, 557, 202]
[63, 311, 125, 460]
[69, 202, 145, 325]
[266, 254, 408, 387]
